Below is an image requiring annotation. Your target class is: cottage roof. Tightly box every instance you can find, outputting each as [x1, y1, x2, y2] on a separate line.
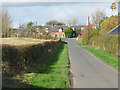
[17, 29, 30, 35]
[45, 25, 83, 32]
[71, 26, 83, 30]
[107, 24, 120, 34]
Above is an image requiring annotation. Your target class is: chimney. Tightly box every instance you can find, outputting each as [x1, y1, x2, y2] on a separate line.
[52, 24, 54, 28]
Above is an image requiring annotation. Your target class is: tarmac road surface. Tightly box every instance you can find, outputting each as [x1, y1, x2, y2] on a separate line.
[65, 38, 118, 88]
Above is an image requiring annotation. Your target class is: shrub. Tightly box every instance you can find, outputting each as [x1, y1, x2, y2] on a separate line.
[52, 37, 57, 40]
[82, 28, 99, 45]
[76, 29, 81, 35]
[89, 35, 118, 57]
[82, 26, 118, 57]
[100, 15, 118, 35]
[48, 35, 52, 39]
[82, 31, 88, 44]
[39, 35, 43, 39]
[64, 27, 73, 38]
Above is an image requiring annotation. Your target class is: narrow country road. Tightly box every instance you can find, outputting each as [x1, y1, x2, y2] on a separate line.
[65, 38, 118, 88]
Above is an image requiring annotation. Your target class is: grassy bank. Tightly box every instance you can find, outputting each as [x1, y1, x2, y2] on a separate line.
[23, 42, 70, 88]
[3, 42, 70, 88]
[76, 38, 118, 70]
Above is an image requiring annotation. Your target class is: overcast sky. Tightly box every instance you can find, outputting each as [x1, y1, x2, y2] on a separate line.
[2, 0, 114, 2]
[2, 0, 118, 28]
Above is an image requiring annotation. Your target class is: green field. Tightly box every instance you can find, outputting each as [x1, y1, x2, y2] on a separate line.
[2, 37, 56, 45]
[76, 38, 118, 70]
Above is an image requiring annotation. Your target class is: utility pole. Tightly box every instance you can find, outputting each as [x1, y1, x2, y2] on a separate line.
[36, 21, 37, 26]
[88, 16, 90, 45]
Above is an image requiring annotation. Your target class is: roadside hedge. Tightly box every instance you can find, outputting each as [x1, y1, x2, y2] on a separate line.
[2, 39, 61, 75]
[89, 35, 118, 57]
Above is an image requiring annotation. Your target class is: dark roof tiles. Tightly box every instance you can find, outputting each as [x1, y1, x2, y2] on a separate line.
[107, 24, 120, 34]
[17, 29, 30, 35]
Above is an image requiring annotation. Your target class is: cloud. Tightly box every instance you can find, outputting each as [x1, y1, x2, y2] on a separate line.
[3, 2, 116, 28]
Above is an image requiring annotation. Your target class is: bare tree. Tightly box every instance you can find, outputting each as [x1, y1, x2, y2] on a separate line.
[72, 17, 78, 26]
[18, 23, 27, 29]
[91, 9, 106, 25]
[67, 18, 71, 26]
[2, 9, 12, 38]
[67, 17, 78, 26]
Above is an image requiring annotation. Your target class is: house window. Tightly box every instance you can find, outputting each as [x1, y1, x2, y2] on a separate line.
[62, 34, 65, 38]
[45, 28, 49, 32]
[55, 34, 58, 37]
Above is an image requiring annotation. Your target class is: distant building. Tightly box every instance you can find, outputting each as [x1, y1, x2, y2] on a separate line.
[17, 26, 40, 36]
[71, 26, 82, 30]
[51, 32, 65, 38]
[9, 28, 18, 34]
[58, 27, 63, 32]
[45, 28, 49, 33]
[16, 25, 83, 38]
[81, 27, 85, 30]
[48, 25, 83, 38]
[17, 28, 30, 36]
[51, 25, 65, 38]
[44, 25, 83, 32]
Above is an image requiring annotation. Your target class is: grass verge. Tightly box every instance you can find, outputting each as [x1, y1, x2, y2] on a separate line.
[20, 42, 70, 88]
[61, 38, 67, 41]
[76, 38, 118, 70]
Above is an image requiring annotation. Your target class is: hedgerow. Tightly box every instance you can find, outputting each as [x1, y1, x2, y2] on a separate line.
[2, 39, 61, 75]
[90, 35, 118, 57]
[82, 29, 118, 57]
